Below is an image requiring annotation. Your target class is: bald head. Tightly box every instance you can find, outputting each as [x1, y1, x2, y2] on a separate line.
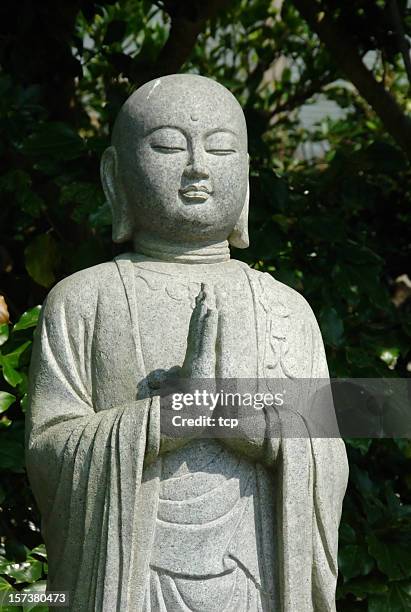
[112, 74, 247, 153]
[102, 73, 249, 248]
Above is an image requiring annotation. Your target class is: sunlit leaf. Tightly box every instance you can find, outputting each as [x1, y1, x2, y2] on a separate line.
[0, 392, 16, 414]
[28, 546, 47, 562]
[1, 364, 23, 388]
[0, 575, 16, 612]
[13, 306, 41, 331]
[22, 580, 48, 612]
[0, 323, 9, 346]
[2, 558, 42, 584]
[25, 234, 60, 288]
[20, 394, 28, 413]
[1, 342, 31, 369]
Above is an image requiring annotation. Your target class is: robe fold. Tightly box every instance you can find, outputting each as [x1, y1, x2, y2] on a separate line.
[26, 254, 348, 611]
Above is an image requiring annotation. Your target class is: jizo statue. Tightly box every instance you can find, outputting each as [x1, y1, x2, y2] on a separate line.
[26, 74, 348, 611]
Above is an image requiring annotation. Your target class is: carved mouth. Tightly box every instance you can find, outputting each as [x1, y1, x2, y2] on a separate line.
[179, 185, 212, 203]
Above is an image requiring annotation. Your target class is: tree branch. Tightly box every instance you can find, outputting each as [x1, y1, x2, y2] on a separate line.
[272, 73, 333, 118]
[131, 0, 234, 86]
[388, 0, 411, 87]
[292, 0, 411, 160]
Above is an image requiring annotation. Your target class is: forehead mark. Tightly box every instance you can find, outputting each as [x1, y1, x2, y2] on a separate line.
[190, 113, 199, 122]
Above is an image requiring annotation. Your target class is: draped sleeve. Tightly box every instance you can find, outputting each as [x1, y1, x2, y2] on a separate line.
[276, 292, 348, 612]
[252, 271, 349, 612]
[26, 264, 160, 612]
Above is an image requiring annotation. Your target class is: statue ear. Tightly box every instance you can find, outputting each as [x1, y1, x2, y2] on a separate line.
[228, 166, 250, 249]
[101, 146, 133, 243]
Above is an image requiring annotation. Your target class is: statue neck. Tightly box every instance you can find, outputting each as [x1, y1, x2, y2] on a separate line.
[133, 234, 230, 264]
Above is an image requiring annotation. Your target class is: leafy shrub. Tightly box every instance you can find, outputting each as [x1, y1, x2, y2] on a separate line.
[0, 308, 49, 609]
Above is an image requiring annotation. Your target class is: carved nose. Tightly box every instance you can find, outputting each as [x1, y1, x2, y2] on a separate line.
[184, 147, 209, 179]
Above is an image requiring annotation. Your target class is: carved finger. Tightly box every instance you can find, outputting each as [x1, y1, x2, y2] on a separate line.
[199, 307, 218, 353]
[196, 307, 218, 377]
[187, 288, 207, 357]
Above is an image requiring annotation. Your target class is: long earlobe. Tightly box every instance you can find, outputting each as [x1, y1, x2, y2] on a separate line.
[100, 146, 133, 243]
[228, 180, 250, 249]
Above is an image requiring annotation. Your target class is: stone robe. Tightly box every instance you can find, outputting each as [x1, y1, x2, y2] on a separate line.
[26, 253, 348, 611]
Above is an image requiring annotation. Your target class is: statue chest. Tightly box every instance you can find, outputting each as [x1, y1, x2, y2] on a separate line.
[134, 266, 258, 377]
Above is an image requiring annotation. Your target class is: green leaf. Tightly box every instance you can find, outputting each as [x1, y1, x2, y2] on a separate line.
[338, 576, 387, 598]
[89, 200, 112, 228]
[2, 558, 42, 584]
[394, 439, 411, 458]
[23, 122, 85, 161]
[346, 347, 375, 370]
[17, 372, 28, 395]
[369, 581, 411, 612]
[302, 214, 345, 243]
[346, 439, 372, 455]
[22, 580, 48, 612]
[2, 341, 31, 368]
[59, 181, 104, 223]
[0, 392, 15, 414]
[20, 394, 28, 413]
[0, 323, 9, 346]
[319, 307, 344, 347]
[339, 522, 357, 544]
[25, 234, 60, 288]
[2, 363, 23, 387]
[0, 170, 45, 218]
[0, 575, 17, 612]
[351, 465, 378, 497]
[344, 241, 383, 266]
[28, 545, 47, 562]
[13, 306, 41, 331]
[4, 539, 28, 562]
[368, 534, 411, 580]
[339, 544, 375, 581]
[0, 436, 25, 471]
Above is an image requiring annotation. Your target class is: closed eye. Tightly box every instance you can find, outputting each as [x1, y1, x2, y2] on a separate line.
[151, 145, 186, 153]
[206, 149, 237, 156]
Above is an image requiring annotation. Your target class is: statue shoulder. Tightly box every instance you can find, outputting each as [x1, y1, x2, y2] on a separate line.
[248, 270, 329, 378]
[246, 268, 319, 325]
[44, 261, 120, 320]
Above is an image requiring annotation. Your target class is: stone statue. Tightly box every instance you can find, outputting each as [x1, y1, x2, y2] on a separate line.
[26, 74, 348, 611]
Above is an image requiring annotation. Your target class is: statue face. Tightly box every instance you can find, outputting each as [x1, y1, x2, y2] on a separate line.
[112, 75, 248, 244]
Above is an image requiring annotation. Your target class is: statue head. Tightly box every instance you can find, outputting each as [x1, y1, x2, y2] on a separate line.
[101, 74, 249, 249]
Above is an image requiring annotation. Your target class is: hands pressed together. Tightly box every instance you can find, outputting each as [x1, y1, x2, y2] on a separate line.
[152, 284, 278, 466]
